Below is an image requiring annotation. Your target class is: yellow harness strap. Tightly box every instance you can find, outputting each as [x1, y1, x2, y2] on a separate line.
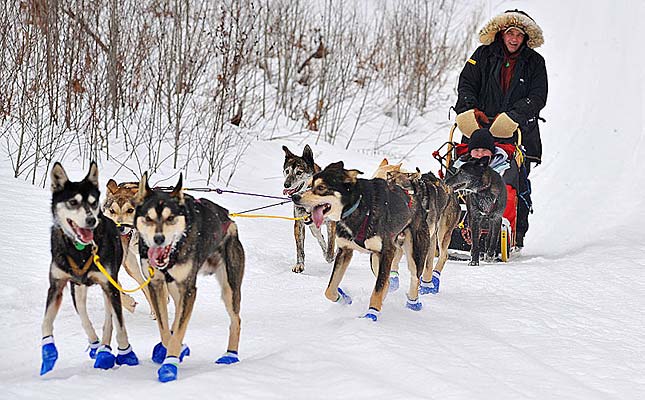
[93, 252, 155, 294]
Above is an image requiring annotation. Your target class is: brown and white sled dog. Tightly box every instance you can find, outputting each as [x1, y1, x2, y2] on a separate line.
[103, 180, 158, 318]
[372, 158, 406, 180]
[282, 144, 335, 273]
[385, 168, 460, 295]
[292, 161, 431, 320]
[40, 162, 139, 376]
[134, 172, 244, 382]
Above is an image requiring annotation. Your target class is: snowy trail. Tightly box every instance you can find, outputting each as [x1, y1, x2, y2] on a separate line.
[1, 0, 645, 398]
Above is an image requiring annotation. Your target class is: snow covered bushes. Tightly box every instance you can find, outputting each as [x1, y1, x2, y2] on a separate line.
[1, 0, 479, 184]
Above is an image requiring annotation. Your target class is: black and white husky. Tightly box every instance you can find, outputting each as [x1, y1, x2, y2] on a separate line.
[40, 162, 138, 375]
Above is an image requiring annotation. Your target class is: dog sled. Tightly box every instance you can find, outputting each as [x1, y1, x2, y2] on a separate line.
[433, 124, 528, 262]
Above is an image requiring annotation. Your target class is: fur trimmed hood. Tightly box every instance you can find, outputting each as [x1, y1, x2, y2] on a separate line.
[479, 10, 544, 49]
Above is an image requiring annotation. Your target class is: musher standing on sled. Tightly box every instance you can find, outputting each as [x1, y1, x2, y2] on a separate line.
[454, 9, 547, 247]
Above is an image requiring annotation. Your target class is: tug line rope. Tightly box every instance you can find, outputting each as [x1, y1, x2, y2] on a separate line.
[91, 244, 155, 294]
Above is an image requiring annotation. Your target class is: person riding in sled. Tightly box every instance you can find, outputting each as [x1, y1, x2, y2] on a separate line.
[453, 9, 547, 248]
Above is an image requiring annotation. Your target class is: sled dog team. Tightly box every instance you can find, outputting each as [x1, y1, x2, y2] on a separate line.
[41, 145, 502, 382]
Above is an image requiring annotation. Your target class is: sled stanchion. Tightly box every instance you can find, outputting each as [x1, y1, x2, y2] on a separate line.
[446, 123, 457, 168]
[500, 229, 508, 262]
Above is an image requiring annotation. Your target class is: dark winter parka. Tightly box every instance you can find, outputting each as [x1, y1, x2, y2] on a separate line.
[455, 36, 548, 164]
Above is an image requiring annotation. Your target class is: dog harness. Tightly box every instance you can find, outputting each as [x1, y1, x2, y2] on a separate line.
[66, 244, 98, 276]
[341, 195, 370, 247]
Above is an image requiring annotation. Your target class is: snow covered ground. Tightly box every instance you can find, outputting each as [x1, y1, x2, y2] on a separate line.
[0, 0, 643, 399]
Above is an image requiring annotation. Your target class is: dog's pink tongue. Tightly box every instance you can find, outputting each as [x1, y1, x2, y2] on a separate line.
[312, 205, 325, 228]
[77, 228, 94, 244]
[148, 247, 165, 267]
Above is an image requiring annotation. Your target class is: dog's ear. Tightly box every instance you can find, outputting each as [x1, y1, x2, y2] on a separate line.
[134, 172, 152, 205]
[170, 173, 185, 205]
[106, 179, 119, 194]
[85, 161, 99, 188]
[379, 158, 389, 167]
[282, 145, 294, 158]
[302, 145, 315, 168]
[326, 161, 344, 171]
[50, 162, 69, 193]
[344, 169, 363, 184]
[416, 167, 421, 173]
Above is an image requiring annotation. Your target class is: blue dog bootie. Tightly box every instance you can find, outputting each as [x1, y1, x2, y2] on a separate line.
[152, 342, 166, 364]
[362, 307, 380, 322]
[40, 336, 58, 376]
[158, 357, 179, 383]
[87, 340, 100, 359]
[215, 350, 239, 365]
[388, 271, 400, 292]
[116, 344, 139, 366]
[420, 270, 441, 295]
[336, 288, 352, 305]
[405, 295, 423, 311]
[152, 342, 191, 364]
[94, 345, 116, 370]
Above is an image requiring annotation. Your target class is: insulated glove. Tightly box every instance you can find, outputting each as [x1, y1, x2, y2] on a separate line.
[455, 109, 479, 137]
[489, 112, 518, 138]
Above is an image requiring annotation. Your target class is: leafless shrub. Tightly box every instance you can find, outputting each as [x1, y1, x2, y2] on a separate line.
[1, 0, 481, 185]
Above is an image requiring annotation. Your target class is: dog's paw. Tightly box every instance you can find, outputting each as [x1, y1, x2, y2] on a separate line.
[121, 293, 137, 313]
[361, 308, 380, 322]
[336, 288, 352, 305]
[116, 345, 139, 366]
[405, 296, 423, 311]
[152, 342, 190, 364]
[94, 346, 116, 370]
[152, 342, 166, 364]
[40, 338, 58, 376]
[292, 263, 305, 273]
[215, 350, 239, 365]
[87, 340, 100, 359]
[388, 271, 400, 292]
[468, 259, 479, 266]
[158, 358, 179, 383]
[324, 252, 335, 264]
[419, 272, 440, 295]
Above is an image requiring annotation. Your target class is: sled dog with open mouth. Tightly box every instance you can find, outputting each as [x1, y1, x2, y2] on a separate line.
[134, 172, 245, 382]
[40, 162, 139, 376]
[291, 161, 430, 320]
[282, 144, 335, 273]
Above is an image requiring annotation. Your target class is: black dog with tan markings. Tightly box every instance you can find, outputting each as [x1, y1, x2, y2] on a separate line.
[40, 162, 139, 376]
[134, 173, 244, 382]
[292, 161, 430, 321]
[445, 156, 507, 265]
